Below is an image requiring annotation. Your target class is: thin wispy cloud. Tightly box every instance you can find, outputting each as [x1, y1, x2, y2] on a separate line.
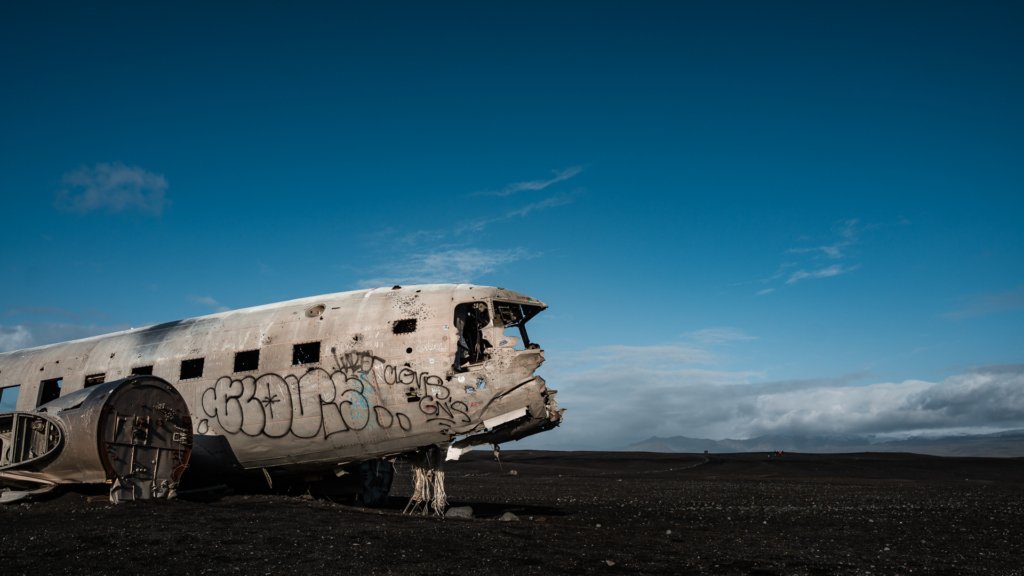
[687, 327, 757, 345]
[943, 285, 1024, 319]
[479, 166, 584, 197]
[786, 263, 860, 285]
[397, 229, 449, 245]
[367, 176, 578, 242]
[56, 162, 168, 215]
[4, 306, 84, 321]
[190, 295, 230, 313]
[354, 166, 582, 287]
[757, 218, 864, 294]
[357, 247, 535, 288]
[788, 218, 861, 260]
[506, 194, 575, 218]
[461, 192, 576, 233]
[257, 261, 276, 277]
[565, 343, 718, 369]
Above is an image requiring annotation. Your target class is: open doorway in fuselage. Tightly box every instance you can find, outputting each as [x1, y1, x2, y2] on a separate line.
[453, 302, 491, 372]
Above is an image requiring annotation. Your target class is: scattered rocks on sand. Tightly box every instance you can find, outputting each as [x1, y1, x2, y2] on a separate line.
[445, 506, 474, 519]
[2, 451, 1022, 575]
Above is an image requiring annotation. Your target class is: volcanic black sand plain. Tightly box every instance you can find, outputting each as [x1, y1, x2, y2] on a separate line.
[2, 451, 1022, 575]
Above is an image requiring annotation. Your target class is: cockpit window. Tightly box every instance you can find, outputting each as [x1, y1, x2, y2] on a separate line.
[454, 302, 491, 371]
[493, 301, 544, 349]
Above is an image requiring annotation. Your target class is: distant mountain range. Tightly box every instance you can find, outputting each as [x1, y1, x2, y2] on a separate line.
[626, 429, 1024, 457]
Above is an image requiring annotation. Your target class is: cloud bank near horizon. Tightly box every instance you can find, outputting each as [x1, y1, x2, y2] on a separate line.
[534, 341, 1024, 449]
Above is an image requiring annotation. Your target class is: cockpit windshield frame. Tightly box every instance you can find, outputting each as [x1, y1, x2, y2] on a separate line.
[492, 301, 544, 349]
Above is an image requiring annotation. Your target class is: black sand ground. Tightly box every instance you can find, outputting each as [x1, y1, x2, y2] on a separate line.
[2, 451, 1022, 575]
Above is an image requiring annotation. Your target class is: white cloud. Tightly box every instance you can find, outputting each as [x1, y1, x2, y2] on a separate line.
[0, 325, 33, 352]
[0, 322, 126, 351]
[481, 166, 583, 197]
[746, 367, 1024, 436]
[534, 339, 1024, 449]
[57, 162, 168, 215]
[357, 247, 534, 287]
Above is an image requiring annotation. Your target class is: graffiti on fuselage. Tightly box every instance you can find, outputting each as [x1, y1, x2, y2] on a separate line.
[196, 350, 471, 438]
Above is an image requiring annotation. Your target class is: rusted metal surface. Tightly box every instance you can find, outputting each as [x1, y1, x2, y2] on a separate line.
[0, 284, 563, 504]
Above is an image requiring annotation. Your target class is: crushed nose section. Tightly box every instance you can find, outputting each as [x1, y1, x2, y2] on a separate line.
[0, 376, 193, 504]
[448, 376, 564, 459]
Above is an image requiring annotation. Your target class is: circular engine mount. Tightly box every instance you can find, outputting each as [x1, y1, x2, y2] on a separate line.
[0, 375, 193, 503]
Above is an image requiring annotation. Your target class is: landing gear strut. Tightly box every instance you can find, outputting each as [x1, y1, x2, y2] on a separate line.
[403, 447, 447, 516]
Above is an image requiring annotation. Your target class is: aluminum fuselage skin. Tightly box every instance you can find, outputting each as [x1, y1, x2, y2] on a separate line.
[0, 284, 559, 472]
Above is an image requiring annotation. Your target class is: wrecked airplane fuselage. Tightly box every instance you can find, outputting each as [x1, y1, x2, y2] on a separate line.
[0, 375, 192, 503]
[0, 284, 563, 506]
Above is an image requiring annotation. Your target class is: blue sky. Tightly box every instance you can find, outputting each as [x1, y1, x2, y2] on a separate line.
[2, 2, 1022, 448]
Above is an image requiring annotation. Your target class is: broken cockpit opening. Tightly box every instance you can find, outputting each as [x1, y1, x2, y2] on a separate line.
[454, 302, 490, 370]
[453, 300, 545, 372]
[493, 301, 544, 350]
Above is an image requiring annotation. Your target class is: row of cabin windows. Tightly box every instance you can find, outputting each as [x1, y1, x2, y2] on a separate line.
[2, 314, 432, 410]
[168, 341, 321, 380]
[0, 341, 323, 409]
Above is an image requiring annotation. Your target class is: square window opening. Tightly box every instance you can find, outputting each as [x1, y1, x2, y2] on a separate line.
[38, 377, 63, 406]
[84, 373, 106, 387]
[131, 365, 154, 376]
[234, 349, 260, 372]
[292, 342, 321, 365]
[0, 385, 21, 412]
[180, 358, 205, 380]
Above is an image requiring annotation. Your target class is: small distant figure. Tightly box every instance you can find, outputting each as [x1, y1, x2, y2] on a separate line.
[493, 443, 503, 472]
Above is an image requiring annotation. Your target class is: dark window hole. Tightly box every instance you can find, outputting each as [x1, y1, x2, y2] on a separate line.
[393, 319, 417, 334]
[38, 377, 62, 406]
[180, 358, 205, 380]
[234, 349, 260, 372]
[293, 342, 321, 365]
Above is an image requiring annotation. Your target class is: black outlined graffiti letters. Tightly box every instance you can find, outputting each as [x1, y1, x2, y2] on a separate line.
[198, 350, 464, 438]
